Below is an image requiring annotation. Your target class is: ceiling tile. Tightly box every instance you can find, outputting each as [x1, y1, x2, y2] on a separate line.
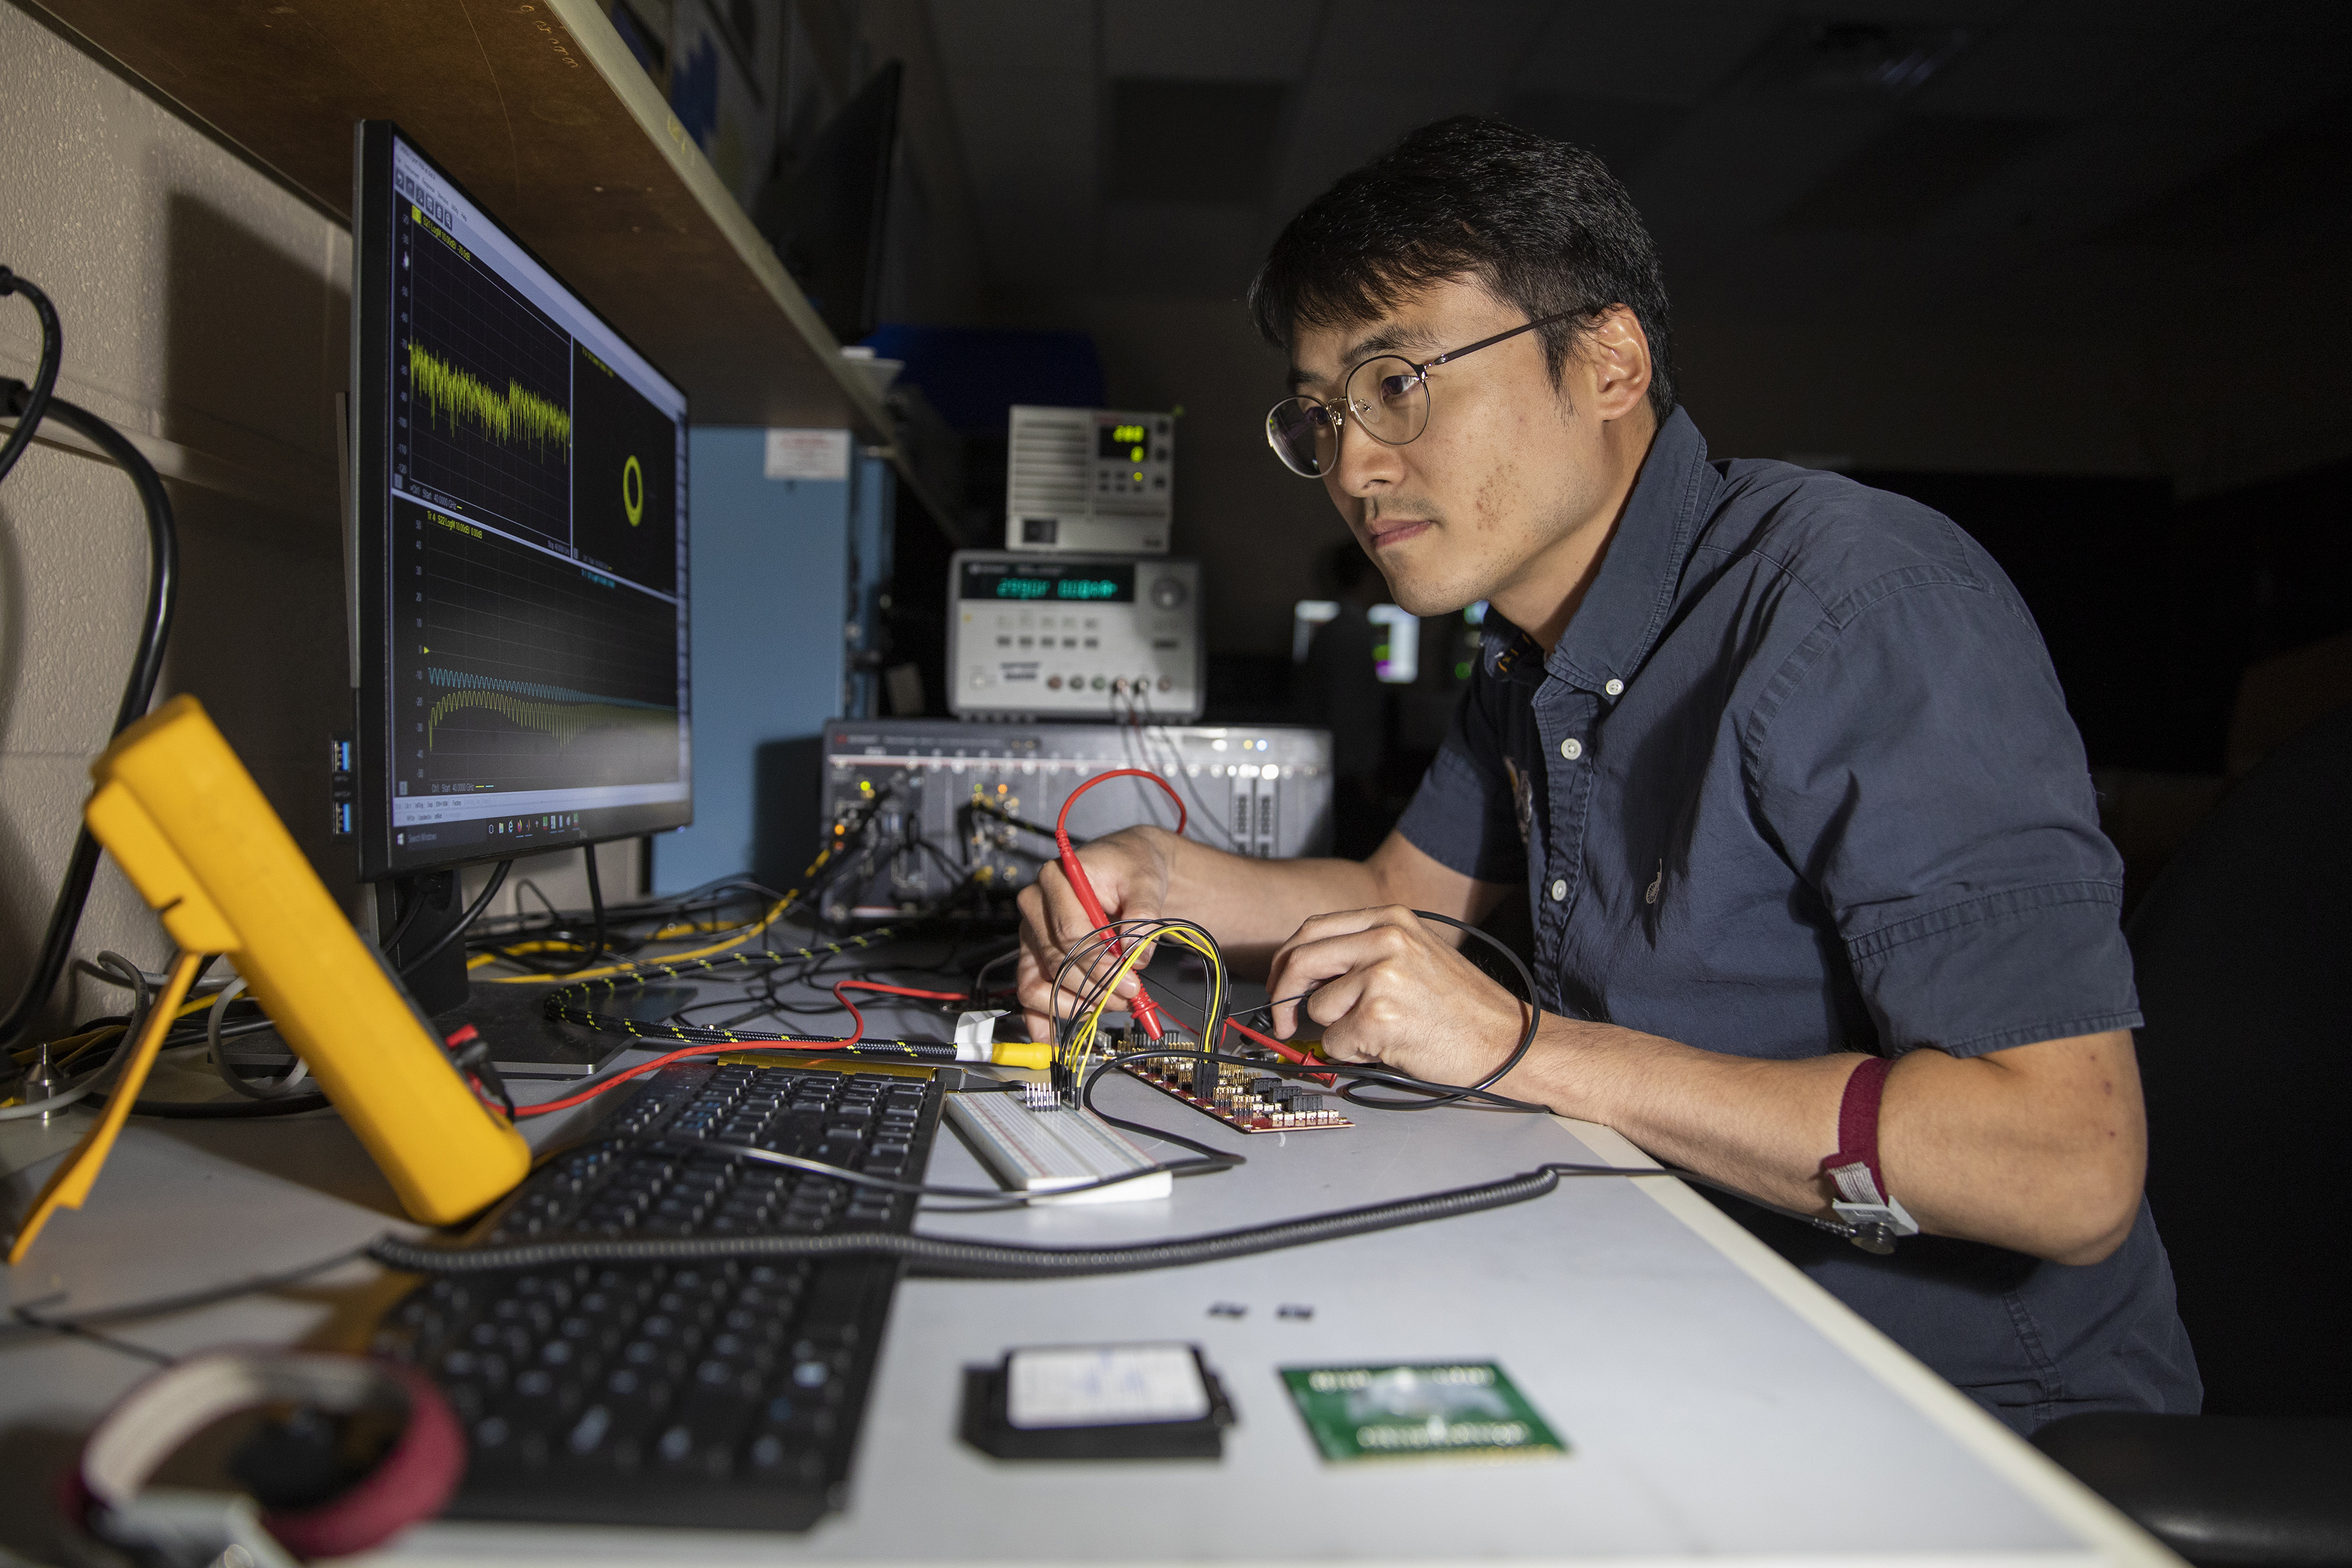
[1498, 92, 1689, 178]
[1780, 113, 2065, 236]
[1515, 3, 1782, 107]
[1266, 0, 1554, 218]
[1912, 12, 2202, 120]
[2093, 91, 2352, 249]
[1109, 78, 1288, 204]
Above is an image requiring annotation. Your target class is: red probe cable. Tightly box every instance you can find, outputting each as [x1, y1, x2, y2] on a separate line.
[1054, 768, 1186, 1041]
[499, 981, 968, 1119]
[1223, 1017, 1337, 1086]
[820, 980, 967, 1046]
[510, 1039, 848, 1118]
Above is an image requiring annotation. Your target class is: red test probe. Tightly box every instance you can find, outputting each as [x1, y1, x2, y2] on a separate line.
[1054, 768, 1186, 1041]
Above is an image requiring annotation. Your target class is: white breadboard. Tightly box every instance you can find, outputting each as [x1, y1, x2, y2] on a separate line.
[944, 1090, 1173, 1204]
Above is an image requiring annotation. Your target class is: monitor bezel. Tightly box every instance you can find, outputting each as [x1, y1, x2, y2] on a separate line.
[350, 119, 693, 885]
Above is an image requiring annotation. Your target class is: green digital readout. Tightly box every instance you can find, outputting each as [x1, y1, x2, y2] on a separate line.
[992, 576, 1118, 600]
[1098, 423, 1151, 463]
[959, 560, 1136, 604]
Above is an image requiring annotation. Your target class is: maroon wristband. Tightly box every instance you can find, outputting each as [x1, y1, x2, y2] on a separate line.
[1820, 1053, 1894, 1207]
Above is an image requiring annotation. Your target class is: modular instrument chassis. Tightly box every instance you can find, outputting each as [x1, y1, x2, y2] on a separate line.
[818, 718, 1332, 921]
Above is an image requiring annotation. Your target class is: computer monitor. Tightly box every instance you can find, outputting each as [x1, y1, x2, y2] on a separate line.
[1290, 600, 1421, 684]
[350, 121, 691, 1015]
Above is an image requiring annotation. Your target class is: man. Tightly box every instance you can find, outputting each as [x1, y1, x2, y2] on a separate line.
[1016, 117, 2198, 1433]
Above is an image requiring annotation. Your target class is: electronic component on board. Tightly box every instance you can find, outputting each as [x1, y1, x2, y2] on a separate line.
[1116, 1040, 1352, 1135]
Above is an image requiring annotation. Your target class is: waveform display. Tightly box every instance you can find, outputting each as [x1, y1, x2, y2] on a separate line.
[409, 342, 571, 456]
[397, 204, 576, 545]
[426, 686, 678, 751]
[427, 666, 666, 711]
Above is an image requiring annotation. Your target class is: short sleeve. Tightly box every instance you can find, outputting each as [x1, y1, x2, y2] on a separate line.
[1747, 576, 2140, 1057]
[1394, 662, 1527, 885]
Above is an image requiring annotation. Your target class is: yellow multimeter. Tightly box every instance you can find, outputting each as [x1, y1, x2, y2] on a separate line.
[8, 696, 530, 1261]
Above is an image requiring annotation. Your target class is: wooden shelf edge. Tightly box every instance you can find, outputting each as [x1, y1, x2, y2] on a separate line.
[545, 0, 958, 540]
[544, 1, 885, 432]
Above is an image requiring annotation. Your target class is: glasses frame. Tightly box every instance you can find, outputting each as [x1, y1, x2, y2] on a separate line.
[1265, 309, 1586, 478]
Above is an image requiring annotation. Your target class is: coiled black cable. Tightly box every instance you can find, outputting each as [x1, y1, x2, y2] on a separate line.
[366, 1160, 1642, 1279]
[0, 274, 178, 1051]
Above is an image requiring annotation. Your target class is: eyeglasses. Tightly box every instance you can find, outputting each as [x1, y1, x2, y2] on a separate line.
[1264, 311, 1583, 478]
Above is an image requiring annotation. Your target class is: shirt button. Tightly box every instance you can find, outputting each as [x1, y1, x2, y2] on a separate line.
[1604, 678, 1624, 697]
[1548, 878, 1567, 902]
[1558, 738, 1583, 761]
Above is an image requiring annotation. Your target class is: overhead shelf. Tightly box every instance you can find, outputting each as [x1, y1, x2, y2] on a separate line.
[31, 0, 947, 522]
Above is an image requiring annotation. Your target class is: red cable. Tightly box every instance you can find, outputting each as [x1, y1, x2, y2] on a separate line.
[818, 979, 968, 1046]
[502, 983, 970, 1120]
[1054, 768, 1186, 1041]
[513, 1038, 853, 1118]
[1223, 1017, 1336, 1086]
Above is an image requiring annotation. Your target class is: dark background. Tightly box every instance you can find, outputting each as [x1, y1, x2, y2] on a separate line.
[829, 1, 2352, 907]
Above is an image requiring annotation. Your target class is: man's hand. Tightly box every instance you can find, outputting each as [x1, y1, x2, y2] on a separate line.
[1265, 906, 1529, 1089]
[1014, 826, 1175, 1042]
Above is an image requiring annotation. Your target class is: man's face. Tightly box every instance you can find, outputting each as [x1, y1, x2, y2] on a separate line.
[1288, 278, 1618, 619]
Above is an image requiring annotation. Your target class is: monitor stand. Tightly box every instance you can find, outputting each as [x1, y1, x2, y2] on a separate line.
[371, 874, 634, 1079]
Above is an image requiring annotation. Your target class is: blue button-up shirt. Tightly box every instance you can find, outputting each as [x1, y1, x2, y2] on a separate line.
[1396, 408, 2199, 1431]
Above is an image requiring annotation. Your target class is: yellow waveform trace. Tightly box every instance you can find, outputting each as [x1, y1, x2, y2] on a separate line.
[428, 687, 672, 750]
[409, 342, 571, 457]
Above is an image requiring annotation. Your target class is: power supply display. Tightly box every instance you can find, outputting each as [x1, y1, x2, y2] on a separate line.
[818, 719, 1332, 922]
[949, 551, 1202, 721]
[1005, 405, 1173, 555]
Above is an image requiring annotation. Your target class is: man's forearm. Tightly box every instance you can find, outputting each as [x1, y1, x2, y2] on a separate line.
[1156, 830, 1387, 970]
[1492, 1019, 2147, 1265]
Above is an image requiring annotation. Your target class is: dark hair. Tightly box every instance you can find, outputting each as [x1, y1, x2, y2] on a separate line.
[1249, 116, 1676, 424]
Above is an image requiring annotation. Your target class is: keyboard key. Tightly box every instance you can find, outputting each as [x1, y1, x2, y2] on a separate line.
[653, 1389, 759, 1477]
[743, 1432, 825, 1483]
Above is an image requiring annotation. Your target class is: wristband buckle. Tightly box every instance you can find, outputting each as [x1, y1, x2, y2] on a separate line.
[1830, 1192, 1921, 1254]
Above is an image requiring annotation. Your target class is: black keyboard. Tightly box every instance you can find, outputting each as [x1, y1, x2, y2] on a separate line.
[370, 1059, 945, 1531]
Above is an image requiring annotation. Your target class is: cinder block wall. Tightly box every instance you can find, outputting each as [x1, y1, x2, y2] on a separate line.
[0, 3, 631, 1038]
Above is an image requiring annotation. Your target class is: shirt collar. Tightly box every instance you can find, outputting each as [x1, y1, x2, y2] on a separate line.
[1479, 406, 1717, 693]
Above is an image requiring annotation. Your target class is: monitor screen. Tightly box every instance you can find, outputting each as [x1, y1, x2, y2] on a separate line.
[351, 122, 691, 881]
[1291, 600, 1420, 684]
[1368, 604, 1420, 684]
